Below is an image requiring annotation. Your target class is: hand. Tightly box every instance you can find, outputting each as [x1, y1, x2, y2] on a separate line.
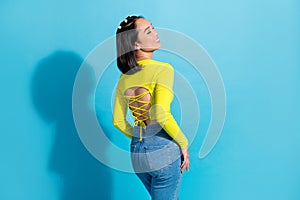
[180, 147, 190, 173]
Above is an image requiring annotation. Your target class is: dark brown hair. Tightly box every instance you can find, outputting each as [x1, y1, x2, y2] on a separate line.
[116, 15, 144, 75]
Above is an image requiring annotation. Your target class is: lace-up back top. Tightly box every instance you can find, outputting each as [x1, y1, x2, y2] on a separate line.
[113, 59, 188, 148]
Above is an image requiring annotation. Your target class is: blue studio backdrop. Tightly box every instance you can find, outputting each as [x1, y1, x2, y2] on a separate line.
[1, 0, 299, 200]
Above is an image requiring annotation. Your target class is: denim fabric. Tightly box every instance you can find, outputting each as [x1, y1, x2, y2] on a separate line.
[130, 124, 182, 200]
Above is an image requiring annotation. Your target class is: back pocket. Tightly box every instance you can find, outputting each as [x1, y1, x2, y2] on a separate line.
[145, 145, 173, 171]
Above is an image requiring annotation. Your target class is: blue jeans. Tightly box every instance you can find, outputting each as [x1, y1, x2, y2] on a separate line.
[130, 124, 182, 200]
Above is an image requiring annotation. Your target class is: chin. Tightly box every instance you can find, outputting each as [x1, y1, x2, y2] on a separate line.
[144, 46, 161, 52]
[155, 44, 161, 50]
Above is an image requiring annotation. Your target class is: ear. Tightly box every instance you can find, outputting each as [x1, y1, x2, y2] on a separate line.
[135, 42, 141, 50]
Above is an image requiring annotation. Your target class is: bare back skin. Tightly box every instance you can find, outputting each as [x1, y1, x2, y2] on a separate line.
[124, 87, 158, 126]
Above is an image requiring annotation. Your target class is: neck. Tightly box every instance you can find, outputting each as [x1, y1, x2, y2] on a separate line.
[136, 50, 153, 61]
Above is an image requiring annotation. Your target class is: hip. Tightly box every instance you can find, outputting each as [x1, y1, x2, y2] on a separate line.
[130, 124, 181, 172]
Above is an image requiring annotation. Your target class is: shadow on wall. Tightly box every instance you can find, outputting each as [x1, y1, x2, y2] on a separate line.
[30, 50, 112, 200]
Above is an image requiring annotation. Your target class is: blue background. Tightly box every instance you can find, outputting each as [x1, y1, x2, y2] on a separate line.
[1, 0, 299, 199]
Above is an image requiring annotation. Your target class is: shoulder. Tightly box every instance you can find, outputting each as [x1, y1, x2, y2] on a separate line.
[152, 59, 172, 67]
[156, 61, 174, 75]
[143, 59, 174, 72]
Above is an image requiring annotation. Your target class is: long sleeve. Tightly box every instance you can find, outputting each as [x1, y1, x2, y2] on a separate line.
[112, 86, 133, 138]
[151, 64, 188, 148]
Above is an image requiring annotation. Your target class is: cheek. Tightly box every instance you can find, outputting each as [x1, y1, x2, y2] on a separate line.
[145, 35, 157, 44]
[139, 38, 152, 47]
[138, 34, 158, 49]
[137, 35, 148, 45]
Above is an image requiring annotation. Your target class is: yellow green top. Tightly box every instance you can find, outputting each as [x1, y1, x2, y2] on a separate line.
[112, 59, 188, 148]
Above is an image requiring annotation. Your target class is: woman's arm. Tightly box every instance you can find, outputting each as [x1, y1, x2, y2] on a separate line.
[152, 64, 189, 149]
[112, 86, 133, 138]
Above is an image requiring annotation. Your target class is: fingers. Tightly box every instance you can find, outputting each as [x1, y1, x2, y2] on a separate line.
[181, 158, 190, 170]
[180, 147, 190, 173]
[185, 159, 190, 171]
[180, 149, 190, 173]
[181, 160, 190, 173]
[180, 162, 186, 173]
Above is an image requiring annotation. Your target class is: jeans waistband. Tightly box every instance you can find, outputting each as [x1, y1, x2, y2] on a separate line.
[132, 123, 164, 139]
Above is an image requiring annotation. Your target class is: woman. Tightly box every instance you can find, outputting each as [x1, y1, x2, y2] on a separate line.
[113, 15, 190, 200]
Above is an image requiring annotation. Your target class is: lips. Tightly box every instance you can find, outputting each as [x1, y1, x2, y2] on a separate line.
[156, 38, 160, 43]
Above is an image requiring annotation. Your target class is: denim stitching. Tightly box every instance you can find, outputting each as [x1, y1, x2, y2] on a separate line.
[172, 159, 182, 200]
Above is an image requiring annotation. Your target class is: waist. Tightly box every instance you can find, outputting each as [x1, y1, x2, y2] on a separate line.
[131, 124, 178, 148]
[132, 123, 166, 139]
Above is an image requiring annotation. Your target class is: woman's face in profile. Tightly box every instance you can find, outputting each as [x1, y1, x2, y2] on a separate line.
[135, 18, 161, 52]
